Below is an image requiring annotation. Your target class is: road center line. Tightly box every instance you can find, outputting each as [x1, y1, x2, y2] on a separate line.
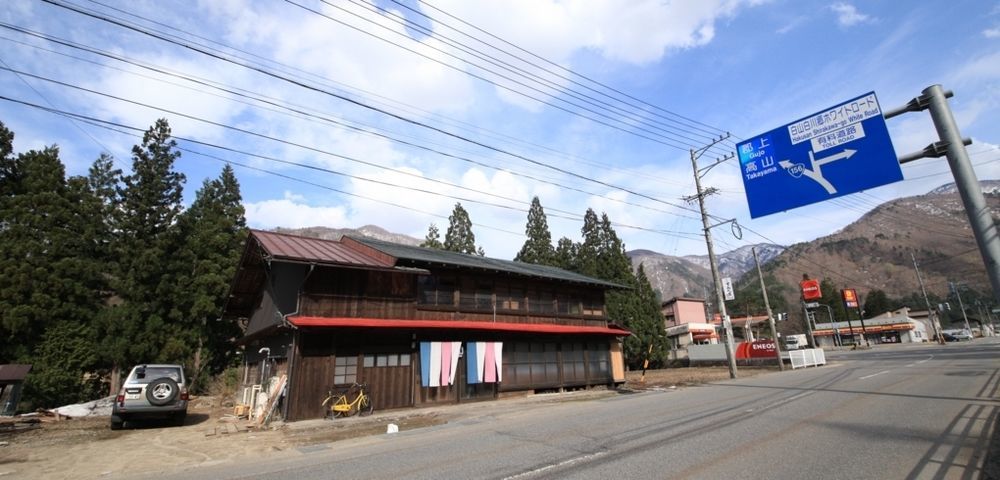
[859, 370, 891, 380]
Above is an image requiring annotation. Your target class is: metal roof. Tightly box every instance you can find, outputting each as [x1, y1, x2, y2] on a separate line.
[251, 230, 394, 268]
[352, 236, 626, 289]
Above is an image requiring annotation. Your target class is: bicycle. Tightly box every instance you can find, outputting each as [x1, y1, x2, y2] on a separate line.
[322, 382, 374, 418]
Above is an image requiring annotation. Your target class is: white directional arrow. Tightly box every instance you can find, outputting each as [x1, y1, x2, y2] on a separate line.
[814, 148, 856, 167]
[779, 148, 858, 195]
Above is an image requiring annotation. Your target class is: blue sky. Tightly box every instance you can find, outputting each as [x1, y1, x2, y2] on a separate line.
[1, 0, 998, 259]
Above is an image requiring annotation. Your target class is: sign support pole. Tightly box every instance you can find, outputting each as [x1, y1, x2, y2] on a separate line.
[886, 85, 1000, 304]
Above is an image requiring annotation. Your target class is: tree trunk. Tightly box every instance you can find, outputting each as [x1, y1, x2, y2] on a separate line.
[109, 364, 121, 396]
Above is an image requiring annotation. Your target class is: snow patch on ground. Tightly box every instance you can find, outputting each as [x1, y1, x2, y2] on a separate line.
[53, 396, 114, 418]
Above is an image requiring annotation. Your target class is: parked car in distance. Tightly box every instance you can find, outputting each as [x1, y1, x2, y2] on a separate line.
[111, 364, 188, 430]
[942, 332, 958, 342]
[951, 330, 974, 341]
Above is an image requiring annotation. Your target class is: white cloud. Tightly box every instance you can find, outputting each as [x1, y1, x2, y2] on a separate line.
[776, 16, 808, 35]
[984, 27, 1000, 38]
[435, 0, 759, 67]
[244, 191, 349, 228]
[830, 3, 871, 27]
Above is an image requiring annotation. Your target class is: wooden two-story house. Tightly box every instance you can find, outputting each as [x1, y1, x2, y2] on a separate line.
[223, 230, 629, 421]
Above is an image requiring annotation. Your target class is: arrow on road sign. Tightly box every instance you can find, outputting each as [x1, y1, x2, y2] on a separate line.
[779, 148, 857, 195]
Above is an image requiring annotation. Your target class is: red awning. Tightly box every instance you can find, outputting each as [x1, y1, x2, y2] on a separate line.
[288, 316, 631, 336]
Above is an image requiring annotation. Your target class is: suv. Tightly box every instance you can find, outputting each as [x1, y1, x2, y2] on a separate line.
[111, 364, 188, 430]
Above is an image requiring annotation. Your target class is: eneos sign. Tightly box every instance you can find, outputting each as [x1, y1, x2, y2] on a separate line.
[736, 340, 777, 359]
[800, 279, 821, 301]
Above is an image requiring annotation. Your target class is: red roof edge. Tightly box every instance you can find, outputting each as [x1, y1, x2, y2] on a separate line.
[288, 316, 631, 336]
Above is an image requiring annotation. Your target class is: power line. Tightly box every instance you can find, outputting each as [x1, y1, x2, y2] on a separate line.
[0, 37, 700, 221]
[36, 0, 707, 215]
[284, 0, 719, 154]
[407, 0, 737, 143]
[0, 93, 704, 242]
[331, 0, 731, 154]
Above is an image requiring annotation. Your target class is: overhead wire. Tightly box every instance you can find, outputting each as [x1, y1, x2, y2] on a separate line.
[332, 0, 730, 155]
[0, 92, 703, 241]
[77, 1, 696, 188]
[38, 0, 708, 216]
[0, 32, 700, 221]
[284, 0, 717, 155]
[406, 0, 737, 144]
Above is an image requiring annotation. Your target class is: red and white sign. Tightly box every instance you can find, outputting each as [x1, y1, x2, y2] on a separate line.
[735, 340, 777, 359]
[800, 279, 821, 301]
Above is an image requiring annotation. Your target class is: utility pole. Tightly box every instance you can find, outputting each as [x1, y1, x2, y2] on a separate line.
[753, 247, 783, 371]
[912, 252, 944, 344]
[950, 282, 974, 335]
[886, 85, 1000, 304]
[686, 134, 738, 379]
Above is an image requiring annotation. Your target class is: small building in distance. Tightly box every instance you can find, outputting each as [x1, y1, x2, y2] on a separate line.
[662, 297, 717, 350]
[813, 307, 930, 347]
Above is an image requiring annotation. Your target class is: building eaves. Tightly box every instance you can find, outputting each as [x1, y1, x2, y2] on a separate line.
[351, 236, 627, 289]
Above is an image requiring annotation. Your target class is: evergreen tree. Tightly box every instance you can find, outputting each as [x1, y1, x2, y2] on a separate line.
[863, 289, 893, 317]
[568, 208, 663, 368]
[596, 213, 633, 284]
[421, 223, 444, 249]
[173, 165, 247, 391]
[618, 264, 668, 370]
[515, 196, 555, 265]
[576, 209, 601, 276]
[553, 237, 578, 271]
[102, 118, 187, 379]
[85, 153, 121, 265]
[0, 145, 104, 406]
[444, 203, 478, 254]
[819, 278, 849, 323]
[0, 121, 20, 197]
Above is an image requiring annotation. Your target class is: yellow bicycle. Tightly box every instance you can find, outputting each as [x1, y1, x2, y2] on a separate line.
[322, 383, 374, 418]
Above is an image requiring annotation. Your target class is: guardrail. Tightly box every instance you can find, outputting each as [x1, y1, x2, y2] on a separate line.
[788, 348, 826, 369]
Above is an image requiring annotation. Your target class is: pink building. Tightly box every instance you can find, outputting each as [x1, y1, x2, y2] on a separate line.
[661, 297, 717, 348]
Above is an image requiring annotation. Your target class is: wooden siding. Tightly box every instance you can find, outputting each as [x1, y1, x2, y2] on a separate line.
[287, 331, 416, 420]
[500, 339, 612, 392]
[298, 265, 610, 328]
[288, 336, 336, 421]
[363, 363, 411, 411]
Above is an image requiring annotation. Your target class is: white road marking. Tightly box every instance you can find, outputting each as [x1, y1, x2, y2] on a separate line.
[503, 451, 608, 479]
[859, 370, 891, 380]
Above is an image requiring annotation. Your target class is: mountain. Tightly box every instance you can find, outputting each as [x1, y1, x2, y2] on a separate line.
[629, 244, 785, 300]
[273, 225, 421, 246]
[629, 180, 999, 308]
[760, 181, 999, 311]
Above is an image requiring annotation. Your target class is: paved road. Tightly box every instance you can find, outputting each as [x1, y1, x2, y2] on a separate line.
[144, 339, 1000, 480]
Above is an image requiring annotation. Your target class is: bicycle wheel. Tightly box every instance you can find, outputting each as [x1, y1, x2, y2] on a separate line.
[360, 394, 374, 416]
[322, 395, 333, 419]
[333, 397, 349, 418]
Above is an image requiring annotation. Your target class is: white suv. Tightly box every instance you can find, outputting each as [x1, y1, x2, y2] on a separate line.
[111, 364, 188, 430]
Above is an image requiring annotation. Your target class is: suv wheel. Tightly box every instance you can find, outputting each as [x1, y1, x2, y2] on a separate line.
[145, 377, 180, 406]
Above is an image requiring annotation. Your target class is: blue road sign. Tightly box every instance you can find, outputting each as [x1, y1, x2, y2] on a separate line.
[737, 92, 901, 218]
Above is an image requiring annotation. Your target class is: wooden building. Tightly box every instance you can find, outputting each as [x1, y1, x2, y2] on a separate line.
[223, 230, 630, 421]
